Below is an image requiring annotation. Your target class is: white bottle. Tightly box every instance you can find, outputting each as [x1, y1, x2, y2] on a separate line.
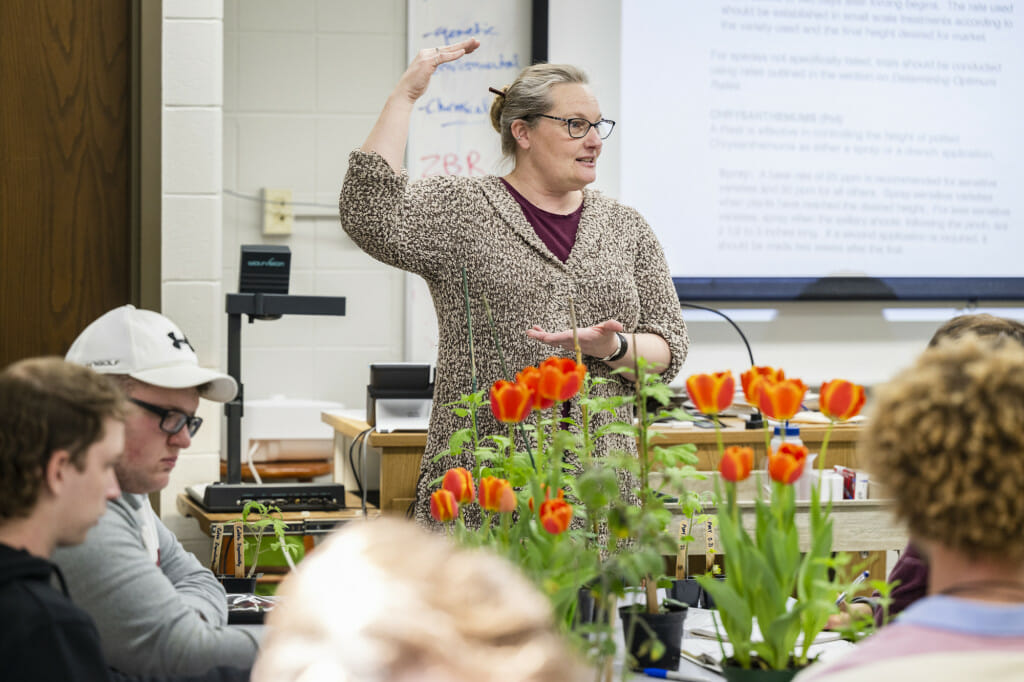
[769, 424, 802, 453]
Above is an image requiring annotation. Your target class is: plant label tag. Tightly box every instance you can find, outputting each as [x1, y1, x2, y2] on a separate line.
[705, 518, 719, 556]
[232, 523, 245, 578]
[676, 518, 691, 578]
[210, 523, 225, 572]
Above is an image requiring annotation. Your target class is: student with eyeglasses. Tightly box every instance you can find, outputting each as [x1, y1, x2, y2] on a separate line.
[52, 306, 260, 677]
[340, 41, 687, 531]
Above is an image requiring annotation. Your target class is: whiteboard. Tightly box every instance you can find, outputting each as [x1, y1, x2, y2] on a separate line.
[406, 0, 532, 179]
[404, 0, 532, 363]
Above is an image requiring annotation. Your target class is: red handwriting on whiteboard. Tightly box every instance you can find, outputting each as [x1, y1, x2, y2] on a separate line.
[419, 150, 486, 178]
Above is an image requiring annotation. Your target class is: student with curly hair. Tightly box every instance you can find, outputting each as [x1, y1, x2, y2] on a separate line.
[829, 313, 1024, 628]
[798, 334, 1024, 681]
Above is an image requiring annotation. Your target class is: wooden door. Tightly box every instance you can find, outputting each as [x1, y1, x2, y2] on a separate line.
[0, 0, 133, 366]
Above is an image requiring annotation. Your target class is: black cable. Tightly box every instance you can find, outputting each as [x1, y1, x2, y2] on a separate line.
[679, 302, 756, 367]
[347, 428, 373, 498]
[679, 302, 764, 430]
[407, 468, 427, 519]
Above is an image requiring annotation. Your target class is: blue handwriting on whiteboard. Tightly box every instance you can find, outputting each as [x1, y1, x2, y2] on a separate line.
[436, 53, 521, 73]
[418, 97, 490, 117]
[422, 22, 497, 45]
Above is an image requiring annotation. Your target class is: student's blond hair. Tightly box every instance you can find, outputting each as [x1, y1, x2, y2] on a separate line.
[253, 518, 589, 682]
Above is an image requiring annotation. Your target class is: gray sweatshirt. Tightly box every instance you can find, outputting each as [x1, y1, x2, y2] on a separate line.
[52, 493, 260, 675]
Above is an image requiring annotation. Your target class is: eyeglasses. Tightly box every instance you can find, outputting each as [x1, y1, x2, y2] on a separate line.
[533, 114, 616, 139]
[129, 398, 203, 438]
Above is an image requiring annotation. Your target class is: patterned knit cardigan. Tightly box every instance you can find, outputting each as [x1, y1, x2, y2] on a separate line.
[340, 150, 689, 527]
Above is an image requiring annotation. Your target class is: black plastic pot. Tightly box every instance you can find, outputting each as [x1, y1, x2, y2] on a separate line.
[619, 602, 688, 671]
[219, 576, 257, 594]
[720, 658, 802, 682]
[668, 578, 703, 607]
[700, 574, 727, 609]
[574, 586, 596, 627]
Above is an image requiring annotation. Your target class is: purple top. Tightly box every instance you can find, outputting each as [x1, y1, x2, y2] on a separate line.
[500, 179, 581, 263]
[873, 542, 928, 625]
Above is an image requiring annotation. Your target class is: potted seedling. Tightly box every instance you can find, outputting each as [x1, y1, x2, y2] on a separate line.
[220, 501, 300, 593]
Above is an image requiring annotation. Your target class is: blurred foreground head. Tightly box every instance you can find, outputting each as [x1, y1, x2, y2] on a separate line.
[252, 517, 589, 682]
[863, 333, 1024, 563]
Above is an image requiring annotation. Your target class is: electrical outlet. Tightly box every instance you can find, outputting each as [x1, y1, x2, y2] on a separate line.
[262, 188, 293, 236]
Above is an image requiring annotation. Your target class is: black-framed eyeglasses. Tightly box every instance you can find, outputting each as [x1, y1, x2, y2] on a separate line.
[129, 398, 203, 438]
[533, 114, 616, 139]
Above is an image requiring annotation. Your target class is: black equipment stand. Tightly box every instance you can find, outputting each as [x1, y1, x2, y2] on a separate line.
[224, 293, 346, 483]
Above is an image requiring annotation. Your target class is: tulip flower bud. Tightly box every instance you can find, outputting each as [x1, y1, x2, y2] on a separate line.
[768, 442, 809, 484]
[537, 357, 587, 403]
[758, 378, 808, 422]
[720, 445, 754, 482]
[741, 366, 785, 406]
[516, 366, 555, 411]
[686, 371, 735, 415]
[539, 497, 573, 534]
[490, 379, 533, 424]
[819, 379, 866, 422]
[479, 476, 516, 513]
[442, 467, 475, 504]
[430, 489, 459, 522]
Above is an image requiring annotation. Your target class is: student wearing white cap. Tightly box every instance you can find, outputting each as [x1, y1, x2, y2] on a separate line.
[53, 306, 260, 677]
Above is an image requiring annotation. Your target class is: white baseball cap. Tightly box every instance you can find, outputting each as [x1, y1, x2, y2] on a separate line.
[66, 305, 238, 403]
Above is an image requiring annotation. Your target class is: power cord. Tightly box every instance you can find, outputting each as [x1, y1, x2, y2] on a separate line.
[347, 427, 373, 498]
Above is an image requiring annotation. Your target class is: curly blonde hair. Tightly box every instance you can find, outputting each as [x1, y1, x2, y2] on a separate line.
[861, 334, 1024, 562]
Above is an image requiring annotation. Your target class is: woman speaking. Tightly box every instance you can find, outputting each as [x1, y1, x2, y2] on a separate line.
[339, 39, 688, 527]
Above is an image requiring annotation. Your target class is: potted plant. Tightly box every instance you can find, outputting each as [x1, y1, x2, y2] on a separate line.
[220, 501, 301, 593]
[686, 368, 868, 680]
[428, 342, 701, 679]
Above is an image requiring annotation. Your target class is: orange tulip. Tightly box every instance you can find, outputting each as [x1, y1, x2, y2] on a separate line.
[537, 357, 587, 403]
[479, 476, 516, 513]
[528, 486, 564, 512]
[490, 380, 533, 424]
[819, 379, 866, 422]
[430, 489, 459, 522]
[741, 366, 785, 406]
[768, 442, 809, 484]
[758, 378, 807, 422]
[686, 371, 735, 415]
[442, 467, 475, 504]
[719, 446, 754, 482]
[515, 366, 555, 410]
[539, 497, 573, 534]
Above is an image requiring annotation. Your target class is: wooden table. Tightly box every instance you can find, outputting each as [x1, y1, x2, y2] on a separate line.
[176, 491, 376, 536]
[176, 492, 377, 576]
[322, 412, 866, 511]
[321, 413, 904, 578]
[322, 412, 425, 514]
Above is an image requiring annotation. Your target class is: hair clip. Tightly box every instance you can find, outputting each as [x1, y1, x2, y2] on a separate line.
[488, 87, 507, 97]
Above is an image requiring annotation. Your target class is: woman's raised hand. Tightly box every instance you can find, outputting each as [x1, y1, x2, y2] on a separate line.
[361, 38, 481, 172]
[397, 38, 481, 102]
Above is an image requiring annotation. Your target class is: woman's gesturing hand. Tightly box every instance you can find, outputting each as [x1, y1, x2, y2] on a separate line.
[527, 320, 625, 359]
[397, 38, 481, 102]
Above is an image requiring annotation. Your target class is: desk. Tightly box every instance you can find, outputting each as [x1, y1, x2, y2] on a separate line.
[322, 413, 867, 512]
[177, 492, 378, 576]
[323, 412, 426, 514]
[322, 413, 905, 579]
[176, 492, 376, 537]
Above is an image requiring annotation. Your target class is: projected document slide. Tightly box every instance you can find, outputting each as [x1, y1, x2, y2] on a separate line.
[620, 1, 1022, 279]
